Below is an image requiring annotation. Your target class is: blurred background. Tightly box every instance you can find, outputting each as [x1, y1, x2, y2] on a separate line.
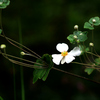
[0, 0, 100, 100]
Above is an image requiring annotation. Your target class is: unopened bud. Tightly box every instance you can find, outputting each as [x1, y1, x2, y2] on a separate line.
[0, 44, 6, 49]
[73, 35, 77, 39]
[77, 39, 80, 43]
[80, 33, 83, 35]
[74, 25, 78, 30]
[89, 42, 94, 46]
[92, 19, 96, 23]
[0, 2, 3, 5]
[20, 51, 25, 55]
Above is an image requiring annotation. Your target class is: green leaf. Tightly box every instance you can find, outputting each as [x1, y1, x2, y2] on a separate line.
[33, 69, 46, 84]
[85, 68, 94, 75]
[84, 22, 94, 30]
[67, 31, 88, 44]
[67, 34, 75, 44]
[0, 29, 2, 34]
[79, 45, 89, 55]
[0, 96, 3, 100]
[33, 54, 53, 84]
[78, 31, 88, 42]
[89, 17, 100, 26]
[42, 68, 50, 81]
[0, 0, 10, 9]
[94, 58, 100, 65]
[73, 31, 88, 42]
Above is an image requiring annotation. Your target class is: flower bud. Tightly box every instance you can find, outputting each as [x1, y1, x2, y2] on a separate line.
[74, 25, 78, 30]
[80, 33, 83, 35]
[89, 42, 94, 46]
[92, 19, 96, 23]
[73, 35, 77, 39]
[0, 2, 3, 5]
[20, 51, 25, 55]
[77, 39, 80, 43]
[0, 44, 6, 49]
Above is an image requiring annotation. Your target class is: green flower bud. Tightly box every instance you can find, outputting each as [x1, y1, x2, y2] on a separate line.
[73, 35, 78, 39]
[77, 39, 80, 43]
[20, 51, 25, 55]
[89, 42, 94, 46]
[0, 44, 6, 49]
[92, 19, 96, 23]
[74, 25, 78, 30]
[0, 2, 3, 5]
[80, 33, 83, 35]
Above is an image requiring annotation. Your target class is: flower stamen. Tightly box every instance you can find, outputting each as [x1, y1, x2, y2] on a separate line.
[61, 51, 68, 56]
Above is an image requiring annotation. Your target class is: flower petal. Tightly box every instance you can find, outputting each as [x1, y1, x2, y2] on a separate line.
[68, 47, 81, 57]
[61, 57, 66, 64]
[52, 54, 63, 65]
[56, 43, 69, 52]
[65, 55, 75, 63]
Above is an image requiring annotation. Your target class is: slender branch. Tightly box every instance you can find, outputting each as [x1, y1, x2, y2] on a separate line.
[0, 34, 41, 59]
[1, 52, 45, 66]
[52, 67, 100, 84]
[86, 51, 100, 57]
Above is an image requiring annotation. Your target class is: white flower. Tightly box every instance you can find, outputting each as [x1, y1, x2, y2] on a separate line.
[52, 43, 81, 65]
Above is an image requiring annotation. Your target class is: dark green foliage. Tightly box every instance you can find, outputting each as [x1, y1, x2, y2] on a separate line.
[67, 31, 88, 44]
[0, 96, 3, 100]
[85, 67, 94, 75]
[94, 58, 100, 65]
[84, 16, 100, 30]
[67, 34, 75, 44]
[0, 0, 10, 9]
[73, 31, 88, 42]
[89, 17, 100, 26]
[84, 22, 94, 30]
[0, 29, 2, 34]
[33, 54, 54, 84]
[79, 45, 89, 55]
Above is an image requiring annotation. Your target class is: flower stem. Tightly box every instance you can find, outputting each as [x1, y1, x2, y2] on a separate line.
[86, 51, 100, 57]
[18, 18, 25, 100]
[13, 64, 16, 100]
[52, 67, 100, 84]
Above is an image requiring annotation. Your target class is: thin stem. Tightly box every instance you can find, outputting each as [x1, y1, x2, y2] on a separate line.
[0, 52, 47, 68]
[13, 64, 16, 100]
[91, 30, 99, 56]
[71, 61, 92, 67]
[18, 19, 25, 100]
[0, 34, 48, 66]
[86, 51, 100, 58]
[0, 34, 40, 59]
[52, 67, 100, 84]
[83, 42, 92, 63]
[9, 59, 44, 69]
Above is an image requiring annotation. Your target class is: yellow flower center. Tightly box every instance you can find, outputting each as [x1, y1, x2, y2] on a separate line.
[61, 51, 68, 56]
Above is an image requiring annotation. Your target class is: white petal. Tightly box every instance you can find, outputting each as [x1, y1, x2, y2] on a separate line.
[56, 43, 69, 52]
[52, 54, 63, 65]
[61, 57, 66, 64]
[65, 55, 75, 63]
[68, 47, 81, 57]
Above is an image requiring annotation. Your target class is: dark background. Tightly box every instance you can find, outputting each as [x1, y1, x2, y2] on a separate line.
[0, 0, 100, 100]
